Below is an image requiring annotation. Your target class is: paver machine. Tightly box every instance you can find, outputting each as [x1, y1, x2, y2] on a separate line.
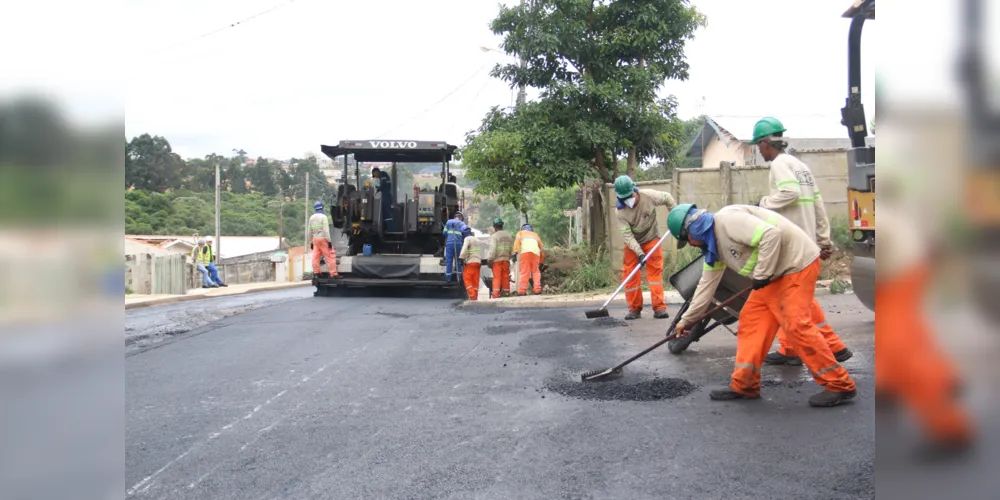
[313, 140, 468, 296]
[841, 0, 876, 311]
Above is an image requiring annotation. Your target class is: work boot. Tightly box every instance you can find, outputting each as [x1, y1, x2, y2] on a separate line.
[219, 283, 228, 287]
[808, 389, 857, 407]
[834, 347, 854, 362]
[709, 387, 759, 401]
[653, 310, 670, 320]
[624, 310, 642, 320]
[764, 351, 800, 366]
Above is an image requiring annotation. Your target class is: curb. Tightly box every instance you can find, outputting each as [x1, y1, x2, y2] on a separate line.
[124, 282, 312, 310]
[459, 286, 836, 310]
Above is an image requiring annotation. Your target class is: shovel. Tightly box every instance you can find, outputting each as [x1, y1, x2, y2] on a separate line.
[584, 230, 673, 319]
[581, 286, 753, 382]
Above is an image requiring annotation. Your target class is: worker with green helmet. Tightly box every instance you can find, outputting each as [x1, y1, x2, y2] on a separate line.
[749, 117, 853, 367]
[487, 217, 514, 298]
[614, 175, 676, 320]
[665, 203, 857, 407]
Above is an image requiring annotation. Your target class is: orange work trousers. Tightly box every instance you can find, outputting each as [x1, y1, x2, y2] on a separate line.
[463, 262, 481, 300]
[311, 237, 337, 276]
[877, 262, 973, 444]
[731, 258, 855, 396]
[518, 253, 541, 295]
[623, 240, 666, 313]
[492, 260, 511, 298]
[775, 300, 846, 356]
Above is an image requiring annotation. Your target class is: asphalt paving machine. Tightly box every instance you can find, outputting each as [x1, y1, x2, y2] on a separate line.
[313, 140, 467, 296]
[841, 0, 875, 311]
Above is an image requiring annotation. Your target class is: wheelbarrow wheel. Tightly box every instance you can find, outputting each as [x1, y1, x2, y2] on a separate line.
[668, 318, 709, 355]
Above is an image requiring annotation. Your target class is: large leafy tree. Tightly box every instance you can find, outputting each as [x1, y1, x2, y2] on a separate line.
[464, 0, 703, 209]
[126, 134, 185, 192]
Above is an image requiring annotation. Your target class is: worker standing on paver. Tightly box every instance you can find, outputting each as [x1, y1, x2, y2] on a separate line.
[512, 223, 544, 295]
[191, 239, 216, 288]
[459, 228, 486, 301]
[614, 175, 676, 320]
[750, 117, 853, 366]
[487, 217, 514, 298]
[205, 240, 227, 287]
[309, 201, 338, 278]
[443, 211, 468, 282]
[667, 203, 857, 407]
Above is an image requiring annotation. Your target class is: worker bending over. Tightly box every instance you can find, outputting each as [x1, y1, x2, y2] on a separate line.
[667, 203, 857, 407]
[614, 175, 676, 320]
[750, 117, 852, 366]
[443, 211, 468, 282]
[487, 218, 514, 298]
[512, 223, 544, 295]
[309, 201, 338, 278]
[459, 228, 486, 300]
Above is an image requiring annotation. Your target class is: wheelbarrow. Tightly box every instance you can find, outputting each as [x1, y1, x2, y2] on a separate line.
[665, 255, 752, 354]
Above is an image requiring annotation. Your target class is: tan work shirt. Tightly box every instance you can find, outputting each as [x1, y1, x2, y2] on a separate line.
[460, 235, 486, 263]
[488, 230, 514, 262]
[308, 212, 331, 240]
[759, 153, 833, 249]
[680, 205, 820, 326]
[616, 189, 676, 256]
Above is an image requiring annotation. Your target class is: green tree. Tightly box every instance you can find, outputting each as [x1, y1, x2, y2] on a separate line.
[126, 134, 184, 192]
[464, 0, 703, 210]
[527, 187, 578, 247]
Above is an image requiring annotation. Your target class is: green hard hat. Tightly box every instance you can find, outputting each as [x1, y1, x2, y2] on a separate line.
[667, 203, 697, 249]
[493, 217, 504, 226]
[614, 175, 635, 198]
[749, 117, 787, 144]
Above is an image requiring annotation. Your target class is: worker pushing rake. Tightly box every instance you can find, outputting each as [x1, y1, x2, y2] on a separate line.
[583, 203, 858, 408]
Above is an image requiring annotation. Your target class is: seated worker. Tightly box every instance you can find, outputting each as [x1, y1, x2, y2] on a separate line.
[512, 224, 544, 295]
[371, 167, 394, 230]
[459, 228, 487, 301]
[205, 240, 227, 287]
[666, 203, 857, 408]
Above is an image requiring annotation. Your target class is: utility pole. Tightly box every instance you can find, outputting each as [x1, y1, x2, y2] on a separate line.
[303, 172, 310, 275]
[214, 163, 221, 258]
[277, 185, 284, 250]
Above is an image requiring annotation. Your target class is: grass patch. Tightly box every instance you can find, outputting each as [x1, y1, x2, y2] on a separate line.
[545, 244, 616, 294]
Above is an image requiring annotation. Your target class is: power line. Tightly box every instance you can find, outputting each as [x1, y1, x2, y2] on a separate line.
[374, 63, 493, 140]
[151, 0, 300, 55]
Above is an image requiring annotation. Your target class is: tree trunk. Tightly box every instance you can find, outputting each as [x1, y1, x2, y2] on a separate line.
[593, 149, 611, 183]
[627, 148, 637, 178]
[610, 150, 620, 179]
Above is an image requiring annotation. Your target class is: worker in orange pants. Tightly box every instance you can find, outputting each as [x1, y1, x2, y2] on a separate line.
[309, 201, 338, 278]
[459, 227, 486, 301]
[513, 224, 544, 295]
[668, 203, 856, 406]
[487, 218, 514, 298]
[768, 301, 851, 365]
[727, 259, 855, 402]
[877, 262, 973, 449]
[622, 240, 666, 316]
[613, 175, 675, 320]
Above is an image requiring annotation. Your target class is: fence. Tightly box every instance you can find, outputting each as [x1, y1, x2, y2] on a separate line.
[125, 254, 187, 295]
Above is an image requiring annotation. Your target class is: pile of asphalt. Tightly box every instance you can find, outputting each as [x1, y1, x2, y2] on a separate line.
[591, 316, 628, 328]
[546, 377, 697, 402]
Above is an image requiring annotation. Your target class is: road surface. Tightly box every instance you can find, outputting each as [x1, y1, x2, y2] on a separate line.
[127, 291, 876, 499]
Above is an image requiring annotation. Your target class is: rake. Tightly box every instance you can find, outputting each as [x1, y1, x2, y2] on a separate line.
[581, 287, 752, 382]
